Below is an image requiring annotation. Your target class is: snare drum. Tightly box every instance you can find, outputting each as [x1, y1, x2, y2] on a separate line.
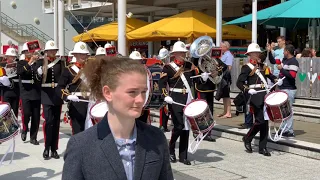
[265, 91, 292, 123]
[0, 103, 19, 143]
[90, 102, 108, 125]
[183, 99, 215, 134]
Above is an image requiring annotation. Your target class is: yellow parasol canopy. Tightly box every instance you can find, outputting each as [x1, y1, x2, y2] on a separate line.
[72, 18, 148, 42]
[127, 10, 251, 41]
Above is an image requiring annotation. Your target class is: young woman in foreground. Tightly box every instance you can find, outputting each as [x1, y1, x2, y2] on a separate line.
[62, 56, 173, 180]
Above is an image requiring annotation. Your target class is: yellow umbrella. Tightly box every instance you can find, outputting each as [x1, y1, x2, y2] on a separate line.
[127, 10, 251, 41]
[73, 18, 148, 42]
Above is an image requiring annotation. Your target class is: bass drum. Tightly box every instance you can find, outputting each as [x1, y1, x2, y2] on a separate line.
[144, 64, 164, 110]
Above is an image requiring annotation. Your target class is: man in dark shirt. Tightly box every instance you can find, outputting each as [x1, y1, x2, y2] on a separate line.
[276, 44, 299, 137]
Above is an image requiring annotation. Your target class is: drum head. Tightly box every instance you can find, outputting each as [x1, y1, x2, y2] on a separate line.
[184, 100, 208, 117]
[0, 103, 10, 116]
[91, 102, 108, 119]
[265, 91, 288, 106]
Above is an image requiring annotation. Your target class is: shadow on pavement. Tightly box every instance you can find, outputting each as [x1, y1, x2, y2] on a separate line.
[0, 167, 61, 180]
[189, 149, 224, 163]
[0, 152, 29, 162]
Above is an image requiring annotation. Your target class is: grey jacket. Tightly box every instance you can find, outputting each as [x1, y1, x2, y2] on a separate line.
[62, 115, 174, 180]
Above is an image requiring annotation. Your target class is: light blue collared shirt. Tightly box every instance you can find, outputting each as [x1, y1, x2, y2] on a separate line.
[112, 124, 137, 180]
[221, 50, 234, 66]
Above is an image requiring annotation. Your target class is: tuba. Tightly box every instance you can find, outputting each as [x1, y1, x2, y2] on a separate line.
[190, 36, 223, 84]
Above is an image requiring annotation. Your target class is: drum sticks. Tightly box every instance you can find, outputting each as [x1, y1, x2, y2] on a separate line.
[190, 73, 212, 79]
[255, 77, 286, 93]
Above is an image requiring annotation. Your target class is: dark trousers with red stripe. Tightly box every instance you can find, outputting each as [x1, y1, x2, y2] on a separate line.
[21, 99, 41, 140]
[160, 106, 169, 129]
[168, 104, 189, 160]
[245, 104, 269, 150]
[69, 102, 88, 135]
[43, 104, 62, 151]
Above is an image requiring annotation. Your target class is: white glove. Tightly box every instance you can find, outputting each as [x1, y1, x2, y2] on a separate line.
[248, 89, 257, 95]
[37, 66, 43, 75]
[201, 72, 210, 82]
[0, 76, 11, 87]
[67, 95, 80, 102]
[164, 96, 174, 104]
[277, 79, 283, 86]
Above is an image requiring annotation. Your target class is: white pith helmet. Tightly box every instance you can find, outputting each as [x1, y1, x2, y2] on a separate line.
[171, 41, 188, 53]
[129, 50, 142, 60]
[158, 48, 169, 60]
[245, 43, 262, 55]
[72, 42, 90, 54]
[96, 47, 106, 56]
[104, 43, 112, 48]
[5, 48, 17, 56]
[22, 42, 28, 52]
[44, 40, 58, 51]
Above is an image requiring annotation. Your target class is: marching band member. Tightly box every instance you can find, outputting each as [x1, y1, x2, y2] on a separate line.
[129, 50, 150, 124]
[17, 41, 42, 145]
[192, 57, 216, 142]
[95, 46, 106, 57]
[237, 43, 282, 156]
[159, 41, 209, 165]
[0, 48, 20, 116]
[36, 40, 64, 159]
[158, 47, 170, 132]
[56, 42, 90, 135]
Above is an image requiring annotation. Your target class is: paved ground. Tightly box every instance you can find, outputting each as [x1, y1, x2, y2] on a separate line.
[1, 116, 320, 180]
[213, 109, 320, 144]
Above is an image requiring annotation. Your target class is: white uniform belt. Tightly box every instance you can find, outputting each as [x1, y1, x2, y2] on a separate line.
[249, 84, 264, 88]
[74, 92, 90, 96]
[21, 80, 33, 84]
[12, 79, 19, 82]
[41, 83, 58, 87]
[169, 88, 189, 93]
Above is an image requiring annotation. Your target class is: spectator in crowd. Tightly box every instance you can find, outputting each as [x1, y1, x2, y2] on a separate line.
[266, 36, 286, 77]
[218, 41, 233, 118]
[301, 48, 312, 58]
[311, 48, 317, 58]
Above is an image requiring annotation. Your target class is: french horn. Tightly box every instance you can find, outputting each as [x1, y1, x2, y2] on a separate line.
[190, 36, 223, 84]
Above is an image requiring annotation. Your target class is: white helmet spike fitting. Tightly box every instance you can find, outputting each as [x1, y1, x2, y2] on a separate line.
[158, 48, 169, 60]
[104, 43, 112, 48]
[96, 47, 106, 56]
[22, 42, 28, 52]
[245, 43, 262, 55]
[5, 48, 17, 56]
[44, 40, 58, 51]
[71, 41, 90, 54]
[129, 51, 142, 60]
[171, 41, 188, 53]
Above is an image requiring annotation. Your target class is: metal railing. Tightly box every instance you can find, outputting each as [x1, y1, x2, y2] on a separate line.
[1, 12, 70, 52]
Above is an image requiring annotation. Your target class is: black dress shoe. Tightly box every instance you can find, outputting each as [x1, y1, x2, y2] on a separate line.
[204, 136, 216, 142]
[179, 159, 191, 165]
[51, 151, 60, 159]
[30, 139, 39, 145]
[242, 136, 252, 153]
[169, 154, 177, 163]
[21, 131, 27, 141]
[43, 149, 50, 160]
[259, 148, 271, 156]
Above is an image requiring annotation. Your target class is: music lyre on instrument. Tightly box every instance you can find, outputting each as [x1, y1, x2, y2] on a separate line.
[189, 36, 223, 84]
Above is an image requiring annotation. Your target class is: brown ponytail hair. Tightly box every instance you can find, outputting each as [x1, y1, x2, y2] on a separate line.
[82, 56, 147, 101]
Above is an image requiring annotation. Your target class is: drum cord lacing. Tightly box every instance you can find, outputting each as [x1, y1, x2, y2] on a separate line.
[67, 0, 110, 48]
